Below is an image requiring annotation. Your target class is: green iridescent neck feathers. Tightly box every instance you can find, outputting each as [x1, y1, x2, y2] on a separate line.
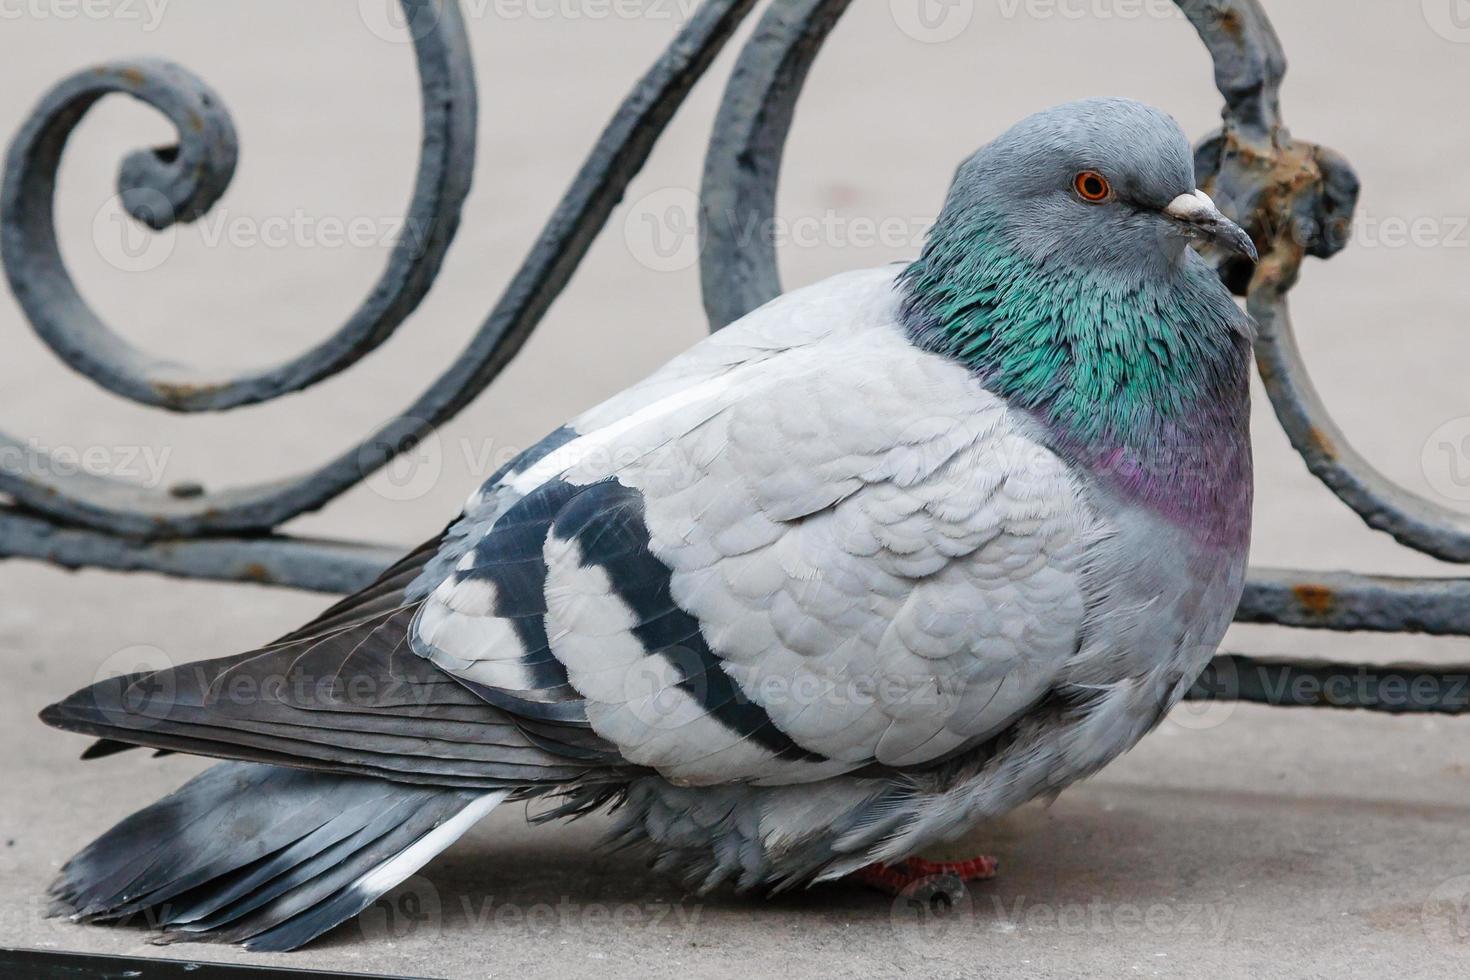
[896, 98, 1256, 542]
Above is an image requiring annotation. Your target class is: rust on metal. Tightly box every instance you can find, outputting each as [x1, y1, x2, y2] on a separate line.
[1292, 584, 1337, 617]
[151, 380, 210, 401]
[240, 562, 273, 584]
[1216, 8, 1244, 41]
[1305, 425, 1337, 460]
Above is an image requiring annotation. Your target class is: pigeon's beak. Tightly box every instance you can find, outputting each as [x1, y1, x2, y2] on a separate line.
[1163, 190, 1258, 264]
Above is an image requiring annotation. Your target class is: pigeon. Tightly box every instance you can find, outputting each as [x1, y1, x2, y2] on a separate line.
[40, 98, 1257, 951]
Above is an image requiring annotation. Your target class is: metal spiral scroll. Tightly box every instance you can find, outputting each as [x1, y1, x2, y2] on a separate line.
[1, 0, 1466, 711]
[0, 0, 757, 565]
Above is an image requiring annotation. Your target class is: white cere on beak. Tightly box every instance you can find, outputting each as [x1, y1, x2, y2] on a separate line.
[1162, 189, 1259, 262]
[1164, 190, 1221, 223]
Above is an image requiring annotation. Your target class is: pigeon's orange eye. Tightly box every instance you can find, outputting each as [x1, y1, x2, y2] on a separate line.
[1074, 171, 1112, 203]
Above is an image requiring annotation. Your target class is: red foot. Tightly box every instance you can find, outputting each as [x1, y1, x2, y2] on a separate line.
[850, 855, 998, 895]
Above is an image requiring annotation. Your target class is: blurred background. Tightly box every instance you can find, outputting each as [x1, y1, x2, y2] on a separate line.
[1, 2, 1468, 977]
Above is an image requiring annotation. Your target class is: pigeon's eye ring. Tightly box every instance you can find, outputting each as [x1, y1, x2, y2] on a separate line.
[1074, 171, 1112, 204]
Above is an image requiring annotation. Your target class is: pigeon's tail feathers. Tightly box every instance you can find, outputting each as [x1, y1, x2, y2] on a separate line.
[49, 761, 506, 952]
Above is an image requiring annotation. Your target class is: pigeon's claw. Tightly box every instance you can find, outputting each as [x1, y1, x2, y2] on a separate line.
[850, 855, 999, 895]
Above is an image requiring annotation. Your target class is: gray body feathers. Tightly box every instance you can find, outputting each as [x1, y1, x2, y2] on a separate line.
[40, 99, 1253, 950]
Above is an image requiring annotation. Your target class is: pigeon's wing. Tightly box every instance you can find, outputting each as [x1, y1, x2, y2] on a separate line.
[45, 268, 1097, 792]
[39, 270, 895, 785]
[39, 426, 640, 787]
[416, 268, 1100, 787]
[39, 596, 627, 789]
[39, 263, 872, 786]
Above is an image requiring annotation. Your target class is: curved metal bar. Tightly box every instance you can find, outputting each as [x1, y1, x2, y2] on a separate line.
[1182, 4, 1470, 562]
[0, 506, 399, 595]
[1188, 653, 1470, 715]
[1248, 286, 1470, 563]
[0, 0, 475, 413]
[699, 0, 849, 329]
[1239, 567, 1470, 636]
[0, 0, 759, 540]
[1174, 0, 1285, 143]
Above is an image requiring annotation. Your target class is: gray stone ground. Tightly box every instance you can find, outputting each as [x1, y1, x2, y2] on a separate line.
[2, 2, 1469, 977]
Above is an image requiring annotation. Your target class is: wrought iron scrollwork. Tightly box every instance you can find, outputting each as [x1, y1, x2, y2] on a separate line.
[0, 0, 755, 561]
[2, 0, 1466, 711]
[0, 0, 479, 545]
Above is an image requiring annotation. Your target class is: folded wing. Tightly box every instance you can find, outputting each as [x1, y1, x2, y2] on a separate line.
[416, 269, 1098, 786]
[45, 268, 1096, 792]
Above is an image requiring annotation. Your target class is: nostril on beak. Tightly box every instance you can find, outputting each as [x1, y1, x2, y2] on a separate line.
[1164, 191, 1258, 264]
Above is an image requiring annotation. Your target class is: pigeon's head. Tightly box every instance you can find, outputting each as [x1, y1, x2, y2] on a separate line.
[936, 98, 1256, 277]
